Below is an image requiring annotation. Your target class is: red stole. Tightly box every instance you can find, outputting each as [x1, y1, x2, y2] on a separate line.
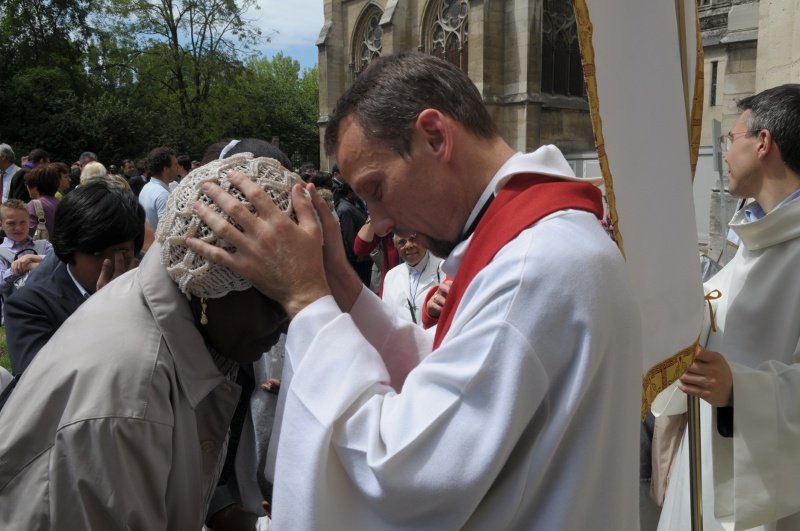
[432, 174, 604, 349]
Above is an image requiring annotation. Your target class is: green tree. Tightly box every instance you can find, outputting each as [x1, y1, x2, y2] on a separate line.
[0, 0, 321, 166]
[105, 0, 263, 130]
[0, 0, 94, 75]
[0, 0, 97, 157]
[223, 53, 319, 167]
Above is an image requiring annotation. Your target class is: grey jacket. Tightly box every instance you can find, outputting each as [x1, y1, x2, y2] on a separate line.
[0, 243, 240, 530]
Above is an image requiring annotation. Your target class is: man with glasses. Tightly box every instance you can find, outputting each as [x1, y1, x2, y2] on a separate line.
[381, 234, 442, 324]
[658, 84, 800, 530]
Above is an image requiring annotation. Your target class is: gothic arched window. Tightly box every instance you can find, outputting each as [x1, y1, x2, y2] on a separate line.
[423, 0, 469, 73]
[352, 5, 384, 77]
[541, 0, 585, 97]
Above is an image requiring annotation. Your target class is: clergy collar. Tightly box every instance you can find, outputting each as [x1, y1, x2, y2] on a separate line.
[445, 145, 580, 278]
[729, 194, 800, 251]
[461, 146, 580, 238]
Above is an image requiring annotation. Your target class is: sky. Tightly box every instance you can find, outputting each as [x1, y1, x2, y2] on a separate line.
[252, 0, 325, 71]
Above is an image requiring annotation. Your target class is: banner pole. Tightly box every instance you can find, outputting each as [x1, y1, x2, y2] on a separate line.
[676, 0, 704, 528]
[687, 394, 704, 531]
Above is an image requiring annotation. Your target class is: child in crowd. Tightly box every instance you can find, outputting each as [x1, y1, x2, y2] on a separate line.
[0, 199, 52, 298]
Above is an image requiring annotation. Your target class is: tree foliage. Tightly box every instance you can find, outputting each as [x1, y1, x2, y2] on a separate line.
[0, 0, 320, 167]
[227, 54, 320, 166]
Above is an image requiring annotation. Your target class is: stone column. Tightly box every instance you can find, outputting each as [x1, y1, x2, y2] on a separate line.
[756, 0, 800, 91]
[378, 0, 407, 55]
[317, 0, 347, 170]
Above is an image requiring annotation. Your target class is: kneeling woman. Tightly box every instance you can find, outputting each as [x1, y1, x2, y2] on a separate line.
[0, 154, 301, 529]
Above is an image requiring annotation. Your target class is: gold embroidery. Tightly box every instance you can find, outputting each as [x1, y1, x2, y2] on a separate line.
[572, 0, 625, 257]
[641, 340, 697, 421]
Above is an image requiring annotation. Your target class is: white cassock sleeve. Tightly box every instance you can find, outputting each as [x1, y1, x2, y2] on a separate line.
[273, 287, 543, 530]
[712, 357, 800, 529]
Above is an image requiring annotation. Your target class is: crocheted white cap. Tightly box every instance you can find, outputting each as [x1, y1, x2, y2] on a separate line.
[157, 153, 300, 298]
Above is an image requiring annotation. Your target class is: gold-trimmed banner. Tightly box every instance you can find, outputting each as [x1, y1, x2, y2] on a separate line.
[573, 0, 706, 419]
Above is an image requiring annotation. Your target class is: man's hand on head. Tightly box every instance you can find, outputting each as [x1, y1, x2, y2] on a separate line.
[186, 173, 332, 318]
[307, 183, 363, 312]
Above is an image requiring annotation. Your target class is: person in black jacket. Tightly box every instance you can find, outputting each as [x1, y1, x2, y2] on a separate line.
[333, 180, 372, 285]
[4, 180, 144, 375]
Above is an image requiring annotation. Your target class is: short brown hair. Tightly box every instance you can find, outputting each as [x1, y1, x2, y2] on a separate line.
[1, 199, 28, 220]
[147, 147, 176, 176]
[325, 53, 498, 157]
[24, 165, 61, 196]
[50, 161, 69, 175]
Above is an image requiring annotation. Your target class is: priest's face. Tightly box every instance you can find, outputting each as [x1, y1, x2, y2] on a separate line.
[725, 110, 763, 199]
[335, 115, 465, 258]
[394, 235, 425, 266]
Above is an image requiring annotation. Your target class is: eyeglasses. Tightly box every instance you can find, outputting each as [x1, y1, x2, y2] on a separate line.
[718, 130, 760, 153]
[394, 236, 416, 247]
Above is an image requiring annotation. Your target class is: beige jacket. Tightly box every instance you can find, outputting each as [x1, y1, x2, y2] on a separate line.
[0, 243, 240, 530]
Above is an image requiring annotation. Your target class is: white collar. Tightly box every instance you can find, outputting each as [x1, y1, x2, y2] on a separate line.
[729, 194, 800, 251]
[66, 263, 91, 299]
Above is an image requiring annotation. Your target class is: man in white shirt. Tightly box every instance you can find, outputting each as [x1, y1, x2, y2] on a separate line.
[0, 144, 21, 203]
[657, 84, 800, 531]
[138, 146, 179, 230]
[188, 52, 642, 530]
[381, 234, 442, 324]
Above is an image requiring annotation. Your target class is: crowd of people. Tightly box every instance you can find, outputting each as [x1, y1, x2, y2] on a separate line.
[0, 53, 798, 531]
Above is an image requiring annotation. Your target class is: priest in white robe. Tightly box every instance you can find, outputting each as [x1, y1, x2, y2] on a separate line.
[189, 53, 642, 530]
[381, 234, 443, 324]
[656, 84, 800, 531]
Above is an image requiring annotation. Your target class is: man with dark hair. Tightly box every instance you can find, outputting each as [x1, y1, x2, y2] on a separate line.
[657, 84, 800, 531]
[122, 159, 138, 181]
[0, 144, 20, 203]
[4, 181, 144, 375]
[177, 154, 191, 177]
[170, 155, 192, 192]
[8, 148, 49, 203]
[188, 52, 641, 529]
[139, 146, 178, 230]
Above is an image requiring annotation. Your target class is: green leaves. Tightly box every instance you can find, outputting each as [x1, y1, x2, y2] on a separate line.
[0, 0, 318, 167]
